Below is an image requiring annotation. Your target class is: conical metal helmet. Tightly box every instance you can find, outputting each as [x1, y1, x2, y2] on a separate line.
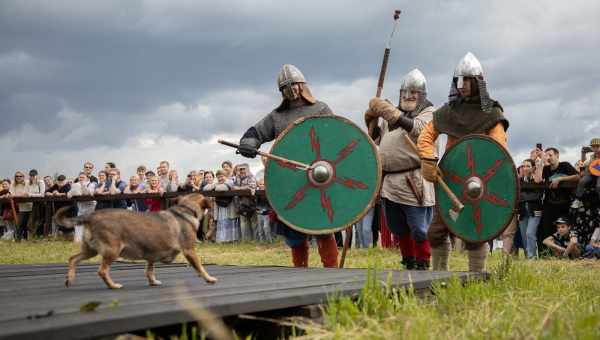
[448, 52, 493, 112]
[400, 68, 427, 99]
[453, 52, 483, 78]
[277, 64, 306, 90]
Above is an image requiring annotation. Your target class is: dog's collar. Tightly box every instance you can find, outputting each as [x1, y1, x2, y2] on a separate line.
[176, 202, 199, 218]
[170, 206, 200, 229]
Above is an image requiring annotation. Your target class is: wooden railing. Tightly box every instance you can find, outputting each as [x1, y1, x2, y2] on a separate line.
[0, 190, 266, 237]
[0, 183, 579, 238]
[0, 189, 264, 204]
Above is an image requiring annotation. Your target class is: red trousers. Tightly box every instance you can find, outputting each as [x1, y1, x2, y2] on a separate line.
[397, 234, 431, 262]
[291, 235, 339, 268]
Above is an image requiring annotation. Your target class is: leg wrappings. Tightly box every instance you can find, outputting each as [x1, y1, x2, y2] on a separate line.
[291, 240, 309, 267]
[431, 241, 451, 271]
[316, 235, 339, 268]
[398, 234, 416, 258]
[415, 239, 431, 262]
[467, 242, 489, 273]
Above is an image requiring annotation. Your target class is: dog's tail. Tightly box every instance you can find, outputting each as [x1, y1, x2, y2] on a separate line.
[54, 206, 89, 229]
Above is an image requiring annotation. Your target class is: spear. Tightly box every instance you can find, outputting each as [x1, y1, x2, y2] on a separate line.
[367, 9, 401, 139]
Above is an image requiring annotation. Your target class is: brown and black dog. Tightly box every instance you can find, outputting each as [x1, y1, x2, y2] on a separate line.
[55, 193, 217, 289]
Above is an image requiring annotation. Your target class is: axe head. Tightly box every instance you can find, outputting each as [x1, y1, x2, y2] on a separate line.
[448, 208, 459, 222]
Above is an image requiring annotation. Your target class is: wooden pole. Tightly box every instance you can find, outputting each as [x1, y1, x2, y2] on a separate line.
[367, 10, 402, 138]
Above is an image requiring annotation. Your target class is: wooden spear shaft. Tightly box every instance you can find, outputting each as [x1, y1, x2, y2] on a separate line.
[367, 10, 401, 138]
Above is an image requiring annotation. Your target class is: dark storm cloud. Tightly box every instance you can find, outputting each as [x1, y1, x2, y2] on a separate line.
[1, 0, 599, 176]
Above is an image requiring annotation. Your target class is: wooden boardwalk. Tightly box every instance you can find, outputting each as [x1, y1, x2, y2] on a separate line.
[0, 263, 481, 339]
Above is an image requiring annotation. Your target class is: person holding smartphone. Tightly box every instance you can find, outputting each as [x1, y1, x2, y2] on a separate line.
[571, 138, 600, 208]
[518, 159, 543, 258]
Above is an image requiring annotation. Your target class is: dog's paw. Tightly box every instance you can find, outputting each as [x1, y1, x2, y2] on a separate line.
[109, 283, 124, 289]
[149, 280, 162, 286]
[65, 279, 71, 287]
[205, 276, 217, 284]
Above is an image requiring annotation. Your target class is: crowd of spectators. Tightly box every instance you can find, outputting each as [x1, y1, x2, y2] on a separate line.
[509, 140, 600, 259]
[0, 159, 275, 244]
[1, 140, 599, 260]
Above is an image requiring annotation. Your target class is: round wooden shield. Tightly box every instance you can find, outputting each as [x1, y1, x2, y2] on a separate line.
[265, 115, 381, 235]
[589, 159, 600, 176]
[436, 135, 518, 243]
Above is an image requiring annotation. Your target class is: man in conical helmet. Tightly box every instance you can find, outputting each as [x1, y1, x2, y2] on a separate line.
[417, 52, 509, 272]
[365, 69, 436, 270]
[237, 64, 339, 268]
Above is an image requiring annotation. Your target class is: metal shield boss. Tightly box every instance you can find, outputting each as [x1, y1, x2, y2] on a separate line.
[265, 116, 381, 234]
[436, 135, 518, 243]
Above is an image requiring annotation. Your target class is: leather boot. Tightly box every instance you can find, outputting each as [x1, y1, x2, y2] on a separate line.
[415, 259, 430, 270]
[401, 256, 416, 270]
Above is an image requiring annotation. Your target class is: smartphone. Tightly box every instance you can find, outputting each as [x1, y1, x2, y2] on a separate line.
[536, 143, 542, 150]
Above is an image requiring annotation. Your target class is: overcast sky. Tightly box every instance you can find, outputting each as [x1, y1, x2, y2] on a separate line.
[2, 0, 599, 179]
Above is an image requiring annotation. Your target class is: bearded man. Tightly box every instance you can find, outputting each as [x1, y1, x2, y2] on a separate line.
[237, 64, 339, 268]
[365, 69, 435, 270]
[417, 52, 509, 272]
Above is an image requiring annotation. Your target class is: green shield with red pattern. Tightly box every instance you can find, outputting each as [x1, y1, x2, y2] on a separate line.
[437, 134, 518, 243]
[265, 115, 381, 235]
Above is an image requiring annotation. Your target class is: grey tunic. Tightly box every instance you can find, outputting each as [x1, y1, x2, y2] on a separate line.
[241, 100, 333, 147]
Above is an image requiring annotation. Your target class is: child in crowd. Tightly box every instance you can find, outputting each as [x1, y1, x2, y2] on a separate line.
[542, 217, 582, 259]
[0, 179, 15, 240]
[583, 226, 600, 259]
[572, 138, 600, 209]
[204, 170, 240, 243]
[254, 156, 272, 242]
[67, 172, 97, 243]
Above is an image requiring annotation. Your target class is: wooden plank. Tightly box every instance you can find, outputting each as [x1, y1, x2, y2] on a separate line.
[0, 264, 481, 340]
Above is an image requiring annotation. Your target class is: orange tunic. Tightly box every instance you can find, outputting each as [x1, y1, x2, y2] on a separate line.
[417, 121, 507, 159]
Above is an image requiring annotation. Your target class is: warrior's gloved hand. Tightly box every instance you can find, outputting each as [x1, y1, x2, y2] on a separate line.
[368, 98, 401, 122]
[364, 108, 381, 140]
[364, 108, 378, 127]
[237, 143, 258, 158]
[421, 157, 439, 183]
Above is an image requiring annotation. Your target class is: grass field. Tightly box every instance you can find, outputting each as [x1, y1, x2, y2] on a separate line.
[1, 240, 599, 339]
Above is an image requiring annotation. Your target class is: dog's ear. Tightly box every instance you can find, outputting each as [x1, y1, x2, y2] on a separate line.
[200, 197, 212, 210]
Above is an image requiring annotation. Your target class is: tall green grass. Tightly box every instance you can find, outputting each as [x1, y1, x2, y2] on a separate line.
[306, 256, 600, 339]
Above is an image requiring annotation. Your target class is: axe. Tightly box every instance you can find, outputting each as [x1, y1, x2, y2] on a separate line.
[217, 140, 312, 171]
[403, 135, 464, 221]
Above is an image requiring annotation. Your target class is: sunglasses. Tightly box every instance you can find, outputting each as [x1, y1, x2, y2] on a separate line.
[84, 166, 93, 169]
[15, 175, 24, 178]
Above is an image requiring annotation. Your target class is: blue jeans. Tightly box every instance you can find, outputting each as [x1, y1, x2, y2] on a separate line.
[383, 198, 432, 242]
[519, 215, 540, 258]
[584, 244, 600, 258]
[354, 207, 374, 248]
